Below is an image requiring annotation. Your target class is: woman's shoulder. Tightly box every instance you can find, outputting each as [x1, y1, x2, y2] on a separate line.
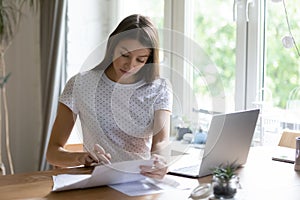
[152, 77, 172, 88]
[73, 68, 104, 80]
[138, 77, 172, 92]
[64, 69, 104, 89]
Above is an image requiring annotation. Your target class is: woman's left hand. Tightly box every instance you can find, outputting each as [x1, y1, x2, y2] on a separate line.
[139, 154, 168, 179]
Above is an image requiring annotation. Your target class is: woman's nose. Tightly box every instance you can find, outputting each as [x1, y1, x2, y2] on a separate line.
[126, 58, 137, 69]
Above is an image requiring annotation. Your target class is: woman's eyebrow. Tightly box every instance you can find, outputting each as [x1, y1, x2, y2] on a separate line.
[138, 54, 150, 58]
[120, 46, 150, 57]
[120, 46, 129, 52]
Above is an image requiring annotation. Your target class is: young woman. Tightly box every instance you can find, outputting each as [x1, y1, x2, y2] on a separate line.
[46, 14, 173, 179]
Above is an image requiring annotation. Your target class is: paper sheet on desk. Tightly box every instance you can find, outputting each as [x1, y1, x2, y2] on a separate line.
[52, 159, 153, 191]
[109, 175, 195, 196]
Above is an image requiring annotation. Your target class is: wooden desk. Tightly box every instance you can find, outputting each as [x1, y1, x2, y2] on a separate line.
[235, 146, 300, 200]
[0, 147, 299, 200]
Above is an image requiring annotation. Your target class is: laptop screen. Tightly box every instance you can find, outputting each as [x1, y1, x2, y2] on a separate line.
[168, 109, 260, 178]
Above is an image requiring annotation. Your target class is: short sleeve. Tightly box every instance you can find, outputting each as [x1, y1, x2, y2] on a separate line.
[59, 75, 79, 114]
[154, 79, 173, 112]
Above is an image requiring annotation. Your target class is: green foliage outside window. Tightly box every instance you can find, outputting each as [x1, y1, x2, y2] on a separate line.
[192, 0, 300, 109]
[192, 0, 235, 104]
[266, 1, 300, 108]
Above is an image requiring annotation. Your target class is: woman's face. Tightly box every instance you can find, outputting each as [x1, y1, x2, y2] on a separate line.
[110, 39, 150, 83]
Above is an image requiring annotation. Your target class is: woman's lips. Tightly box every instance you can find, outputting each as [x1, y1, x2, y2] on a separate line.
[120, 69, 131, 74]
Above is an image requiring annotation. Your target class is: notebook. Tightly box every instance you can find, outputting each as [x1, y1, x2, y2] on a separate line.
[167, 109, 260, 178]
[272, 146, 295, 164]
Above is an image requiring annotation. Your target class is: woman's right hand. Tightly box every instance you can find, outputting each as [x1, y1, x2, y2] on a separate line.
[76, 144, 111, 166]
[93, 144, 112, 164]
[77, 152, 100, 166]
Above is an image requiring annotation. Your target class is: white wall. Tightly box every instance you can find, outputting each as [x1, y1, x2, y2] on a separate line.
[2, 6, 42, 174]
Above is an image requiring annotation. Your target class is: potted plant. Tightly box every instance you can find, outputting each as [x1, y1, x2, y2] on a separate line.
[211, 162, 240, 199]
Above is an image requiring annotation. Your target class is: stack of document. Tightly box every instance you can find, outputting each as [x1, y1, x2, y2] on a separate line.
[52, 159, 194, 196]
[52, 160, 153, 191]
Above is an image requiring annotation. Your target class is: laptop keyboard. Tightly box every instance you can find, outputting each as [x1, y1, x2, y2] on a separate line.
[172, 164, 199, 174]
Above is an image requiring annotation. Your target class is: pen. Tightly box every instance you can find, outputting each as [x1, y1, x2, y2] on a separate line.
[76, 130, 111, 165]
[84, 144, 112, 165]
[94, 144, 112, 164]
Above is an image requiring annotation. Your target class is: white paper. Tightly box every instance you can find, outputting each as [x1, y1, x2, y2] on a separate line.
[109, 175, 194, 196]
[52, 159, 153, 191]
[272, 146, 295, 163]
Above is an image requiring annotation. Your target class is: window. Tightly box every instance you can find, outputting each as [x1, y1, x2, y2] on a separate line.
[162, 0, 237, 134]
[65, 0, 299, 146]
[188, 0, 236, 133]
[259, 0, 300, 145]
[191, 0, 236, 112]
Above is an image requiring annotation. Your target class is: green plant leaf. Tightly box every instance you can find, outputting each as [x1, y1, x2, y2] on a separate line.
[212, 162, 239, 181]
[0, 72, 11, 88]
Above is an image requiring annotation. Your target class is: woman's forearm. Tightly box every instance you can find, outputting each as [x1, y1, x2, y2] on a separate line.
[46, 145, 85, 168]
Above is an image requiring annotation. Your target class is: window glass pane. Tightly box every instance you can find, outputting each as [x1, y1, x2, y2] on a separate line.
[191, 0, 236, 112]
[172, 0, 236, 136]
[263, 0, 300, 145]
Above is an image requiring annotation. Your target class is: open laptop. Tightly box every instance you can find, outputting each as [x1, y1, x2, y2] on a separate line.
[167, 109, 260, 178]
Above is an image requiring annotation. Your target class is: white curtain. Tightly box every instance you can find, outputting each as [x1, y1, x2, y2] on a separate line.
[39, 0, 67, 171]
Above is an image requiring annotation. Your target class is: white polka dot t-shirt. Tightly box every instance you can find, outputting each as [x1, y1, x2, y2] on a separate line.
[59, 69, 173, 162]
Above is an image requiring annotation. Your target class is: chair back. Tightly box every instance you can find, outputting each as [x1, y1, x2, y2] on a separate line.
[278, 131, 300, 149]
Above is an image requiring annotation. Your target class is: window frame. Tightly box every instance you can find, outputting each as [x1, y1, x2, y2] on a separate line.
[165, 0, 261, 112]
[65, 0, 265, 144]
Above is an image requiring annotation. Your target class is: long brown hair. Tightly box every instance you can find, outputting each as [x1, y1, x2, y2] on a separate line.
[96, 14, 160, 82]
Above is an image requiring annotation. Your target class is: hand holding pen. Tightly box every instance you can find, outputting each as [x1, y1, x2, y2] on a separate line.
[93, 144, 111, 165]
[78, 144, 111, 166]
